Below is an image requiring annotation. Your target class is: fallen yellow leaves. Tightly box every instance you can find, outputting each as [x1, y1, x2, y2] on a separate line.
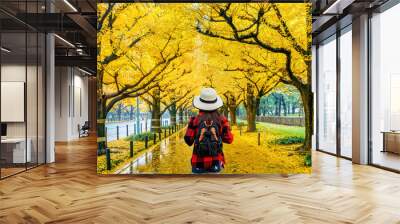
[101, 123, 311, 174]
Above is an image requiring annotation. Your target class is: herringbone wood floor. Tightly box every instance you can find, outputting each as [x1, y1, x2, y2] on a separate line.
[0, 137, 399, 224]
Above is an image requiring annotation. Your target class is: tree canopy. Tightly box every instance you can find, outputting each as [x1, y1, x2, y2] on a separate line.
[97, 3, 312, 153]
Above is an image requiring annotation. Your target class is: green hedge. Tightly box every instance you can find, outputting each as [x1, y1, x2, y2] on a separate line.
[272, 136, 305, 145]
[126, 132, 155, 142]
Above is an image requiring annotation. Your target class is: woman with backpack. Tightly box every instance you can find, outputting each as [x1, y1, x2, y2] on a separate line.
[184, 88, 234, 173]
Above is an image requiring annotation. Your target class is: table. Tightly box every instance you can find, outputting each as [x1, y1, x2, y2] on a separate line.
[1, 138, 31, 164]
[382, 131, 400, 154]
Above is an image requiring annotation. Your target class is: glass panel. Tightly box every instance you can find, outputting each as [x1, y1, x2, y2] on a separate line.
[317, 35, 337, 154]
[27, 31, 38, 169]
[1, 30, 28, 177]
[38, 32, 46, 165]
[339, 28, 352, 158]
[371, 5, 400, 171]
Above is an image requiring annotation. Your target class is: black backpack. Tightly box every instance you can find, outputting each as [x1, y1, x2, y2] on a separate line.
[194, 120, 222, 157]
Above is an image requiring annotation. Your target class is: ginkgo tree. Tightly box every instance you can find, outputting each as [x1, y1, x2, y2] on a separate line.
[97, 3, 196, 154]
[97, 3, 312, 154]
[195, 3, 313, 150]
[141, 68, 195, 133]
[200, 37, 282, 131]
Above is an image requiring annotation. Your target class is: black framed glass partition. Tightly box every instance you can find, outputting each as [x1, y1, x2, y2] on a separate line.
[314, 0, 400, 172]
[317, 34, 337, 155]
[339, 25, 352, 159]
[315, 25, 353, 159]
[0, 0, 47, 179]
[370, 3, 400, 172]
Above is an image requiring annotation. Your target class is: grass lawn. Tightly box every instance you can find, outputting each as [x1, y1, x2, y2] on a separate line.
[238, 119, 304, 137]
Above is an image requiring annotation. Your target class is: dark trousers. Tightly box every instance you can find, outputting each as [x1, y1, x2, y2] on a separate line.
[192, 162, 222, 174]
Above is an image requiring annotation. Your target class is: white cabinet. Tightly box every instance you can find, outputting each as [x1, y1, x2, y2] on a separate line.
[1, 138, 32, 163]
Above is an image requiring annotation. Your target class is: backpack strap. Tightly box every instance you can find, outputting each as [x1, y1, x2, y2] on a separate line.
[194, 121, 206, 145]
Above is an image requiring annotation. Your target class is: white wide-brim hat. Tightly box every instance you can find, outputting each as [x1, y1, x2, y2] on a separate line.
[193, 87, 223, 111]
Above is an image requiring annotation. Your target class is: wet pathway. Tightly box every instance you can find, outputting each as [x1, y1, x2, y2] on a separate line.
[117, 129, 192, 174]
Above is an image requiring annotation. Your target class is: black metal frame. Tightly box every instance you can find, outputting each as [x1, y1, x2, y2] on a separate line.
[336, 25, 341, 158]
[0, 0, 48, 180]
[0, 12, 2, 179]
[367, 10, 373, 166]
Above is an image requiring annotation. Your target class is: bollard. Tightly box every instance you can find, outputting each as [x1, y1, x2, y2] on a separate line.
[169, 127, 171, 135]
[164, 129, 167, 139]
[106, 148, 111, 170]
[126, 125, 129, 136]
[145, 135, 148, 148]
[159, 132, 161, 141]
[117, 126, 120, 140]
[258, 132, 261, 146]
[153, 132, 156, 144]
[239, 126, 242, 136]
[130, 141, 134, 157]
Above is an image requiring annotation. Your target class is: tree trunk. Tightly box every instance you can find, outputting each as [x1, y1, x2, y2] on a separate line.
[117, 104, 122, 121]
[228, 106, 237, 126]
[245, 84, 260, 132]
[130, 105, 134, 120]
[227, 95, 237, 125]
[299, 85, 313, 152]
[178, 108, 184, 124]
[246, 107, 256, 132]
[274, 94, 280, 116]
[169, 103, 177, 127]
[278, 95, 282, 117]
[97, 96, 107, 155]
[282, 95, 287, 117]
[151, 90, 161, 133]
[221, 105, 229, 118]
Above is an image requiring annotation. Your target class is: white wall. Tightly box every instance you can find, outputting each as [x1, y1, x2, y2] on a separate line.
[54, 67, 89, 141]
[1, 64, 26, 138]
[1, 63, 46, 164]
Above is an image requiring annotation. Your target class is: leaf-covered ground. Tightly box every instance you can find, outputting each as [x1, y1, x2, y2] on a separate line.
[98, 122, 311, 174]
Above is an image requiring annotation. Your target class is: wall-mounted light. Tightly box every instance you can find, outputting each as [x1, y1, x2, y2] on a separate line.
[54, 34, 75, 48]
[1, 47, 11, 53]
[78, 67, 93, 76]
[322, 0, 355, 15]
[63, 0, 78, 12]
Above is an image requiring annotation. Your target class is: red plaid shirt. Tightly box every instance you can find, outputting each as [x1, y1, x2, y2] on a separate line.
[184, 113, 233, 169]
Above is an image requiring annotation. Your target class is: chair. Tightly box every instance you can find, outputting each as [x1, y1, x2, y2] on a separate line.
[78, 121, 90, 138]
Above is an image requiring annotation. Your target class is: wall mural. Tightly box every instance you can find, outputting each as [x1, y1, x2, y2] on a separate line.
[97, 3, 312, 174]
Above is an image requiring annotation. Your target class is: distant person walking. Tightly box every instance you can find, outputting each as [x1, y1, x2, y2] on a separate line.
[184, 88, 234, 173]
